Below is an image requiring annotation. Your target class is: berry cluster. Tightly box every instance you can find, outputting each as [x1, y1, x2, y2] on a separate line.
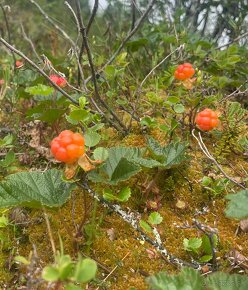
[195, 109, 219, 131]
[174, 63, 195, 80]
[49, 74, 67, 88]
[51, 130, 85, 163]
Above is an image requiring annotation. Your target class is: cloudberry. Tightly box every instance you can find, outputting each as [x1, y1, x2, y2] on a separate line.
[16, 60, 24, 68]
[51, 130, 85, 163]
[49, 74, 67, 88]
[195, 109, 219, 131]
[174, 63, 195, 80]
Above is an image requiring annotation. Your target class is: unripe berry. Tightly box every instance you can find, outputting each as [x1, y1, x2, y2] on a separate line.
[195, 109, 219, 131]
[50, 130, 85, 163]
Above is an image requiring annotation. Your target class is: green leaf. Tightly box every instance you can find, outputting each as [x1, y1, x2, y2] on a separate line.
[103, 187, 131, 202]
[146, 136, 165, 160]
[14, 255, 30, 265]
[105, 65, 116, 78]
[146, 267, 204, 290]
[225, 190, 248, 219]
[0, 216, 8, 227]
[199, 255, 212, 263]
[0, 134, 13, 148]
[69, 109, 90, 122]
[139, 220, 152, 233]
[0, 151, 15, 167]
[84, 131, 101, 147]
[183, 238, 202, 253]
[206, 272, 248, 290]
[65, 283, 82, 290]
[173, 104, 185, 113]
[25, 84, 54, 96]
[73, 258, 97, 283]
[147, 137, 188, 168]
[126, 38, 148, 52]
[167, 96, 180, 104]
[0, 169, 73, 208]
[88, 147, 143, 185]
[201, 176, 212, 186]
[93, 147, 109, 161]
[201, 234, 218, 255]
[148, 212, 163, 225]
[42, 266, 60, 282]
[117, 187, 132, 202]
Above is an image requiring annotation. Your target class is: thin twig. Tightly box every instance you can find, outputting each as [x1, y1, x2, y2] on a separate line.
[139, 44, 185, 90]
[43, 209, 56, 259]
[192, 129, 246, 189]
[217, 31, 248, 50]
[74, 0, 127, 134]
[95, 252, 130, 290]
[78, 0, 99, 85]
[0, 4, 16, 66]
[0, 37, 78, 104]
[85, 0, 156, 84]
[20, 23, 42, 62]
[28, 0, 87, 91]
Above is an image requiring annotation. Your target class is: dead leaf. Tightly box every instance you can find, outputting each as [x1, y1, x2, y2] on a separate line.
[240, 219, 248, 233]
[227, 249, 248, 270]
[175, 199, 186, 209]
[146, 248, 159, 259]
[64, 163, 78, 179]
[78, 155, 95, 172]
[106, 228, 115, 241]
[182, 78, 196, 90]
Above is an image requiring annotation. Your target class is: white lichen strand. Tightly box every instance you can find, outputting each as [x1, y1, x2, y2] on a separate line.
[81, 181, 202, 270]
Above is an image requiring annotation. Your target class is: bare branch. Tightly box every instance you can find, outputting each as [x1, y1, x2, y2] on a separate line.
[74, 0, 127, 134]
[20, 23, 42, 62]
[217, 31, 248, 50]
[86, 0, 156, 84]
[77, 0, 99, 85]
[192, 129, 246, 190]
[139, 44, 185, 90]
[0, 4, 16, 65]
[28, 0, 87, 91]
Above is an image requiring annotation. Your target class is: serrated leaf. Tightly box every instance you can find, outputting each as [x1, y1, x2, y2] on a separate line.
[146, 137, 188, 168]
[147, 136, 165, 160]
[183, 238, 202, 253]
[206, 272, 248, 290]
[88, 147, 143, 185]
[225, 190, 248, 219]
[146, 267, 204, 290]
[73, 258, 97, 283]
[93, 147, 109, 161]
[148, 212, 163, 225]
[0, 169, 73, 208]
[117, 187, 132, 202]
